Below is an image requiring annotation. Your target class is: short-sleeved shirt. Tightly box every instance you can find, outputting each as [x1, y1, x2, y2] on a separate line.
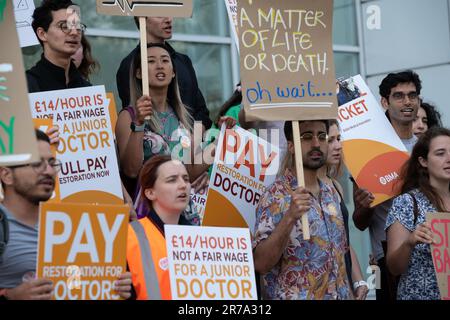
[253, 169, 351, 300]
[0, 204, 38, 288]
[385, 189, 440, 300]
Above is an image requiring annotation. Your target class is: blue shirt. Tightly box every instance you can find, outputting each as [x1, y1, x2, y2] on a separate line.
[385, 189, 440, 300]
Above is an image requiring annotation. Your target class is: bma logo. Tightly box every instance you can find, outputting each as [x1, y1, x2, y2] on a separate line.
[379, 171, 399, 186]
[366, 265, 381, 290]
[366, 5, 381, 30]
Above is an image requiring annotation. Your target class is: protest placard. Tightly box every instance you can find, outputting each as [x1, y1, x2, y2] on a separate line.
[224, 0, 239, 50]
[13, 0, 39, 47]
[165, 225, 257, 300]
[427, 212, 450, 300]
[337, 75, 409, 206]
[29, 86, 123, 204]
[238, 0, 337, 121]
[96, 0, 193, 17]
[36, 202, 129, 300]
[0, 0, 40, 166]
[190, 187, 208, 222]
[106, 92, 118, 133]
[202, 126, 279, 234]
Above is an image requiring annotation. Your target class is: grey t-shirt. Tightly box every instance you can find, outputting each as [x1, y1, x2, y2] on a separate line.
[0, 204, 38, 288]
[368, 135, 418, 261]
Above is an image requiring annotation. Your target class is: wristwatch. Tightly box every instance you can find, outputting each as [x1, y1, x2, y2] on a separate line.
[353, 280, 368, 291]
[130, 122, 145, 132]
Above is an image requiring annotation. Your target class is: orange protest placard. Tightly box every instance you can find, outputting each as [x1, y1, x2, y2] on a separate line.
[36, 202, 129, 300]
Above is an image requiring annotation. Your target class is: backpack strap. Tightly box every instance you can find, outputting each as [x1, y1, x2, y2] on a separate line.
[408, 192, 419, 225]
[0, 207, 9, 256]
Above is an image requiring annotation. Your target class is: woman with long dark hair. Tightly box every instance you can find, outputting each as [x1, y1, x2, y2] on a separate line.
[385, 127, 450, 300]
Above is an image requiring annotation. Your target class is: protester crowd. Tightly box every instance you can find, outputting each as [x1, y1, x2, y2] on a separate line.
[0, 0, 449, 301]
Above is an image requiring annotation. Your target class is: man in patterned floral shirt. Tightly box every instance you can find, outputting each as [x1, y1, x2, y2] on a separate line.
[253, 120, 352, 300]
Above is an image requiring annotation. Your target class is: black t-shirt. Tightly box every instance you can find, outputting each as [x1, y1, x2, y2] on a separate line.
[26, 55, 91, 92]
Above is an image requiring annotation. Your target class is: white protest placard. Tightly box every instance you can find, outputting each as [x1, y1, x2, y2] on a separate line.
[202, 126, 279, 234]
[337, 75, 409, 206]
[224, 0, 239, 51]
[96, 0, 193, 17]
[29, 86, 123, 204]
[190, 187, 208, 222]
[13, 0, 39, 48]
[165, 225, 257, 300]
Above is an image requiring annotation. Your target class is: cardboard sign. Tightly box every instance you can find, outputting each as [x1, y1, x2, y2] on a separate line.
[238, 0, 337, 121]
[96, 0, 193, 17]
[428, 212, 450, 300]
[224, 0, 239, 51]
[202, 126, 279, 234]
[13, 0, 39, 47]
[0, 0, 40, 166]
[29, 86, 123, 204]
[337, 75, 409, 206]
[165, 225, 257, 300]
[36, 202, 129, 300]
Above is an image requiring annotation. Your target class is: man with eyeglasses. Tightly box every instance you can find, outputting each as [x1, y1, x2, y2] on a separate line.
[0, 130, 58, 299]
[26, 0, 90, 92]
[353, 70, 422, 301]
[252, 120, 351, 300]
[0, 130, 133, 300]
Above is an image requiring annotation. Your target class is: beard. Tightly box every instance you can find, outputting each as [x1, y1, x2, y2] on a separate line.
[13, 177, 54, 205]
[303, 147, 326, 170]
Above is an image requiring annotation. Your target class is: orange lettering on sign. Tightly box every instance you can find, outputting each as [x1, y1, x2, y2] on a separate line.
[337, 99, 369, 122]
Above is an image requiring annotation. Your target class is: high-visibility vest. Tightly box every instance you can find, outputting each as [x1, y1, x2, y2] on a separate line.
[127, 217, 172, 300]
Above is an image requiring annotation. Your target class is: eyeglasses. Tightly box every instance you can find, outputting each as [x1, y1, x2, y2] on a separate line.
[11, 158, 62, 173]
[300, 132, 328, 142]
[55, 21, 86, 34]
[391, 91, 419, 102]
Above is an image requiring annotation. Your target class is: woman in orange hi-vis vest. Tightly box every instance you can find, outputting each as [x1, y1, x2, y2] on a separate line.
[127, 155, 193, 300]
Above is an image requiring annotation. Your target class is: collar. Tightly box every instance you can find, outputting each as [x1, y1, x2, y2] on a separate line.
[283, 168, 328, 198]
[34, 54, 84, 87]
[146, 207, 191, 236]
[0, 203, 38, 230]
